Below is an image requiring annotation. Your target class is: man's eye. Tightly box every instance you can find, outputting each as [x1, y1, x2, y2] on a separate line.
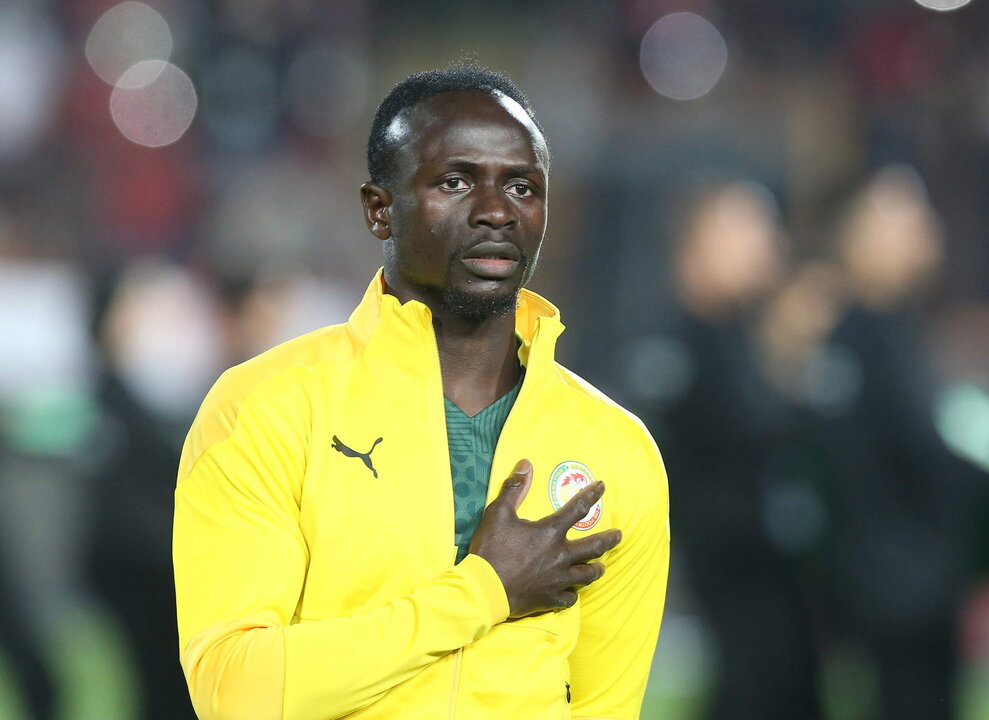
[508, 183, 532, 197]
[444, 178, 467, 189]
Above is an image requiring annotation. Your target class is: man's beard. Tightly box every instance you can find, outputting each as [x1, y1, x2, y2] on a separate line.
[441, 285, 519, 320]
[441, 248, 531, 321]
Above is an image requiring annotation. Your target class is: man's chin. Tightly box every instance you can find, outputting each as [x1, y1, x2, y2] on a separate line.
[441, 285, 519, 320]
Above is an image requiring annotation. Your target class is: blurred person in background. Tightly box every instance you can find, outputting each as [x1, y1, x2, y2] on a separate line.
[83, 262, 223, 720]
[645, 181, 822, 720]
[0, 193, 95, 720]
[799, 166, 980, 720]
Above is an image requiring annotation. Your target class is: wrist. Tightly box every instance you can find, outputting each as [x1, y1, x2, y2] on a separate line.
[459, 553, 511, 624]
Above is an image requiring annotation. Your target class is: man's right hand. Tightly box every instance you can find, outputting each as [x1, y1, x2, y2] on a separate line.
[468, 459, 622, 618]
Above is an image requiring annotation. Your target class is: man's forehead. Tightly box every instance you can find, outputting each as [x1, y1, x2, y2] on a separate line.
[384, 91, 547, 165]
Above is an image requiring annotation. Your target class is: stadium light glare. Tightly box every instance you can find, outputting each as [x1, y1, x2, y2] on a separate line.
[914, 0, 972, 10]
[639, 12, 727, 102]
[85, 2, 172, 86]
[110, 60, 197, 147]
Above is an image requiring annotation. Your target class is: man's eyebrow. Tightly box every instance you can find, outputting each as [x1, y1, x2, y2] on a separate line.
[439, 158, 479, 171]
[439, 158, 545, 177]
[505, 165, 544, 178]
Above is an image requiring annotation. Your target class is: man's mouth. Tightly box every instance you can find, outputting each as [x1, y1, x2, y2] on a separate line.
[461, 257, 519, 278]
[461, 241, 521, 279]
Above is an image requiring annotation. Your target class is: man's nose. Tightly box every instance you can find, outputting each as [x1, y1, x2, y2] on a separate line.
[468, 184, 516, 229]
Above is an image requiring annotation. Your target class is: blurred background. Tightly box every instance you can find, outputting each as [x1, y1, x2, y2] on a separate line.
[1, 0, 988, 719]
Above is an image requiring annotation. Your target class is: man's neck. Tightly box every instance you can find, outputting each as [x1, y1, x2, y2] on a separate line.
[381, 275, 522, 416]
[433, 312, 521, 418]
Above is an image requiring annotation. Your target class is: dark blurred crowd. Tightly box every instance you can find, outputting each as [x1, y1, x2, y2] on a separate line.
[2, 1, 989, 719]
[617, 173, 989, 720]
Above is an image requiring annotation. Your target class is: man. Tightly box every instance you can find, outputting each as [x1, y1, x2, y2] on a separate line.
[174, 64, 669, 720]
[645, 182, 821, 720]
[810, 167, 974, 720]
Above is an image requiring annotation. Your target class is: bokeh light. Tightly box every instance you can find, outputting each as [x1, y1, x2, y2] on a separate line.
[639, 12, 727, 101]
[913, 0, 972, 11]
[85, 2, 172, 86]
[109, 61, 197, 147]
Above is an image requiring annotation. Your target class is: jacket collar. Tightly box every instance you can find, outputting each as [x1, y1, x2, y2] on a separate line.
[347, 268, 565, 371]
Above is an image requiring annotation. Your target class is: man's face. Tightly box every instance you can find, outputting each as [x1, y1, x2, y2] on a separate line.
[374, 91, 549, 318]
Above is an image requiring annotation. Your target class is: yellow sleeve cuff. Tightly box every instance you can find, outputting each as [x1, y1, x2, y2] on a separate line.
[460, 553, 510, 626]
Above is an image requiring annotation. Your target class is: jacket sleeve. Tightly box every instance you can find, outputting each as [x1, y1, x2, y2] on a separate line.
[568, 421, 671, 720]
[173, 375, 509, 720]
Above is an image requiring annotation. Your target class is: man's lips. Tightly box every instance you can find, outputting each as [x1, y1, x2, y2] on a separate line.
[461, 257, 519, 279]
[460, 240, 522, 279]
[462, 240, 521, 262]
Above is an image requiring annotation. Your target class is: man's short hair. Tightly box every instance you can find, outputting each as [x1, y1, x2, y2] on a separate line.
[367, 63, 545, 188]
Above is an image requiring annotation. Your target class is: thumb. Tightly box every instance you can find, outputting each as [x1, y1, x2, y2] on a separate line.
[499, 459, 532, 512]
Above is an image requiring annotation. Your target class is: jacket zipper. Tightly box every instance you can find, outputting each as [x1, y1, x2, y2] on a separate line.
[421, 306, 455, 558]
[426, 311, 539, 718]
[421, 308, 464, 719]
[446, 647, 463, 719]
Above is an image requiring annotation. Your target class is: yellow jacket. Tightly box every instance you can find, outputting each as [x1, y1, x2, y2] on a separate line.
[174, 271, 670, 720]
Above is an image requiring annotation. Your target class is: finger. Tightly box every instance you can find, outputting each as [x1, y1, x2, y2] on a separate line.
[566, 561, 605, 588]
[496, 459, 532, 512]
[553, 589, 578, 610]
[567, 529, 622, 563]
[553, 481, 605, 529]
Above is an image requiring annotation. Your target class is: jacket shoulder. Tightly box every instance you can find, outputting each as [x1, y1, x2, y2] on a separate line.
[554, 363, 669, 524]
[553, 364, 657, 449]
[178, 323, 357, 481]
[219, 323, 358, 398]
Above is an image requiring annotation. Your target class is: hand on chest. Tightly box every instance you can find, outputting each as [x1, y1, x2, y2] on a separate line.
[298, 408, 617, 610]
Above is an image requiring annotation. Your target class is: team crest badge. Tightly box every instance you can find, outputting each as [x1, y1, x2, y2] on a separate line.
[549, 461, 602, 530]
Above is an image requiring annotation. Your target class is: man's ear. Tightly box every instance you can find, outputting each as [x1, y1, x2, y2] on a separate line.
[360, 182, 393, 240]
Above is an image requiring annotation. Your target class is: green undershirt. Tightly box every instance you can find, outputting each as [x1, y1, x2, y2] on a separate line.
[445, 373, 523, 564]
